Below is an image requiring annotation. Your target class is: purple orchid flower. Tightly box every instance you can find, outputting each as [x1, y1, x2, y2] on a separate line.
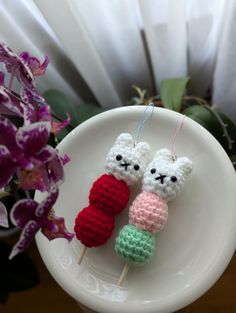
[61, 154, 71, 166]
[0, 43, 35, 90]
[19, 52, 49, 76]
[16, 152, 66, 192]
[0, 43, 49, 96]
[0, 72, 24, 117]
[0, 42, 73, 252]
[9, 186, 74, 259]
[0, 201, 8, 228]
[20, 93, 71, 132]
[0, 116, 56, 191]
[51, 114, 71, 134]
[0, 45, 70, 132]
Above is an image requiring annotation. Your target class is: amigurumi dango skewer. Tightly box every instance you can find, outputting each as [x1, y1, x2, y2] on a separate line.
[74, 133, 150, 264]
[115, 148, 193, 285]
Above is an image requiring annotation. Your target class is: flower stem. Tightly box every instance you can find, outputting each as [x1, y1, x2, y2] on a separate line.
[184, 96, 234, 150]
[0, 191, 10, 199]
[6, 90, 76, 130]
[8, 66, 17, 90]
[51, 113, 75, 130]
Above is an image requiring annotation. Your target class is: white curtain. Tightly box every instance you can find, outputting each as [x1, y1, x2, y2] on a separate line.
[0, 0, 235, 120]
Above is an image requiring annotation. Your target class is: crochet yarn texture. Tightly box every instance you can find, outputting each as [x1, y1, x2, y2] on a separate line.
[89, 174, 129, 215]
[74, 133, 150, 249]
[115, 148, 193, 268]
[75, 174, 129, 247]
[115, 224, 155, 266]
[74, 205, 115, 247]
[129, 191, 168, 233]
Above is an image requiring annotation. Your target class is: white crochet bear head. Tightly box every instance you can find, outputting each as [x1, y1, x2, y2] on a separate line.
[142, 148, 193, 201]
[105, 133, 150, 186]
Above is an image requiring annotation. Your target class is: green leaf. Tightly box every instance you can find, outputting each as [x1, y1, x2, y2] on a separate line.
[183, 105, 236, 155]
[230, 154, 236, 162]
[230, 154, 236, 168]
[160, 77, 190, 111]
[43, 90, 105, 140]
[76, 102, 105, 123]
[43, 90, 80, 127]
[43, 89, 104, 125]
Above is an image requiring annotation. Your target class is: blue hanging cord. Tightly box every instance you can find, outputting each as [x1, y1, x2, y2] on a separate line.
[134, 103, 155, 146]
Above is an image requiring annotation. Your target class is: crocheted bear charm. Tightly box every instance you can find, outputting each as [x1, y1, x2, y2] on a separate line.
[115, 148, 193, 284]
[74, 133, 150, 263]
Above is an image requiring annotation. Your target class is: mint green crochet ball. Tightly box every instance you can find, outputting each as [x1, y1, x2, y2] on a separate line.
[115, 224, 155, 266]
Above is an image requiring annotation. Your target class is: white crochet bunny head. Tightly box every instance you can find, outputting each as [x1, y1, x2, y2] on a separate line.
[142, 148, 193, 201]
[105, 133, 150, 186]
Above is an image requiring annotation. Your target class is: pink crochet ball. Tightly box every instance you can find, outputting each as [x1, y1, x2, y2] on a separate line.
[129, 191, 168, 233]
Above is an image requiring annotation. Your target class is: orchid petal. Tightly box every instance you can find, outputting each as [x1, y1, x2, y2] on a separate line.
[61, 154, 71, 166]
[18, 51, 35, 81]
[17, 158, 34, 171]
[11, 199, 38, 228]
[1, 93, 23, 117]
[26, 56, 48, 76]
[23, 103, 34, 126]
[48, 154, 64, 185]
[16, 122, 51, 155]
[19, 51, 31, 62]
[51, 114, 71, 134]
[0, 145, 15, 188]
[17, 166, 50, 192]
[32, 145, 56, 164]
[27, 57, 40, 73]
[0, 116, 18, 151]
[0, 71, 4, 85]
[18, 67, 35, 91]
[35, 185, 58, 217]
[33, 56, 49, 76]
[0, 45, 34, 91]
[0, 43, 19, 73]
[20, 87, 32, 104]
[20, 87, 46, 112]
[37, 105, 51, 122]
[0, 201, 8, 228]
[0, 87, 11, 110]
[19, 52, 49, 77]
[0, 87, 23, 117]
[9, 220, 40, 259]
[41, 215, 74, 241]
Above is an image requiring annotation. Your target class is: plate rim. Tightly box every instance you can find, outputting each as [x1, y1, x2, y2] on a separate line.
[36, 106, 236, 313]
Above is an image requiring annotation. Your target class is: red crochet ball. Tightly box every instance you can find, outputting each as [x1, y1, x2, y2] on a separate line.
[74, 205, 115, 248]
[89, 174, 130, 215]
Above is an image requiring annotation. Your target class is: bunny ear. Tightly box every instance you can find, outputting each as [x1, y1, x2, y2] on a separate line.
[135, 141, 150, 157]
[154, 148, 172, 161]
[114, 133, 133, 146]
[175, 157, 193, 176]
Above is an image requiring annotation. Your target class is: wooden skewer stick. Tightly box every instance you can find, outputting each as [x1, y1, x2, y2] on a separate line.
[118, 263, 130, 286]
[78, 245, 87, 265]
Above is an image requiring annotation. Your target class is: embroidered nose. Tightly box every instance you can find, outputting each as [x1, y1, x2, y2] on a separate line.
[155, 174, 167, 184]
[120, 161, 131, 171]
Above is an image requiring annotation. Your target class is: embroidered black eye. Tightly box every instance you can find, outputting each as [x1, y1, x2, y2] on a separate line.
[151, 168, 156, 174]
[134, 164, 140, 171]
[116, 154, 122, 161]
[171, 176, 177, 182]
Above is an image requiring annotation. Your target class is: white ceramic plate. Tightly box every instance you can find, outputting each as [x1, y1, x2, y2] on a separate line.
[36, 106, 236, 313]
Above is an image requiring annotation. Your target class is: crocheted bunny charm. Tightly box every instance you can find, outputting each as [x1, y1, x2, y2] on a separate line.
[115, 148, 193, 285]
[74, 133, 150, 263]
